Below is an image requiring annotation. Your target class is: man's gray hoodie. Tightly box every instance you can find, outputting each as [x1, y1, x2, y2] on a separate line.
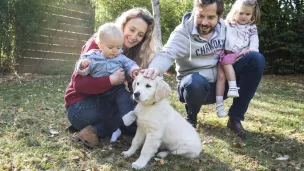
[149, 13, 226, 83]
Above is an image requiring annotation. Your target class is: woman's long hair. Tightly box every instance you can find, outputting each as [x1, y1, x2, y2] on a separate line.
[116, 8, 161, 68]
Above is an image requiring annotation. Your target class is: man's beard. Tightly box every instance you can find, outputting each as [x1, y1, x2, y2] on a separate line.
[197, 24, 216, 36]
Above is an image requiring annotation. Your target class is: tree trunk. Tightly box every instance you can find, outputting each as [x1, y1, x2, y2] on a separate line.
[151, 0, 162, 45]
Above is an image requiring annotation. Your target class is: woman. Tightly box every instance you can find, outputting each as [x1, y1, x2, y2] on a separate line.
[64, 8, 160, 148]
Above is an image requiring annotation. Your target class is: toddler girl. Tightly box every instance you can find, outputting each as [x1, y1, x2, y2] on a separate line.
[216, 0, 261, 117]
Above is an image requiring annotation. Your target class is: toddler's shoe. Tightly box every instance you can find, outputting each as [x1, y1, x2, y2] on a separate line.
[227, 87, 240, 98]
[216, 102, 227, 118]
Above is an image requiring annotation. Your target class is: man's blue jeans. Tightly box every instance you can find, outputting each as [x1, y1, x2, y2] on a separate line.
[66, 84, 136, 137]
[178, 52, 265, 121]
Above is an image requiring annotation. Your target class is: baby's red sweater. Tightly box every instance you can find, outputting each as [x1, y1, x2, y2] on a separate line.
[64, 37, 113, 108]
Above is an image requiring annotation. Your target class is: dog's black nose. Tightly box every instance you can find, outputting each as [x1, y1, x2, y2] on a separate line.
[133, 92, 140, 98]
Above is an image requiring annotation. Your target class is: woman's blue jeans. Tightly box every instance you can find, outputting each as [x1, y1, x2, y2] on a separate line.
[66, 84, 136, 137]
[178, 52, 265, 121]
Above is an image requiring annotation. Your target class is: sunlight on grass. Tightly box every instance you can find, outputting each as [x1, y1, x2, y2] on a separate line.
[0, 74, 303, 170]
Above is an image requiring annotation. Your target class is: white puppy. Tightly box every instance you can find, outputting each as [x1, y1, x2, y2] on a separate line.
[122, 73, 202, 170]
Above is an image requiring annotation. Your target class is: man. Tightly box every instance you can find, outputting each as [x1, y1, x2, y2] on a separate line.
[143, 0, 265, 138]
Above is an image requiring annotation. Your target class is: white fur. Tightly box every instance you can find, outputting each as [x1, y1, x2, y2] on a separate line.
[122, 73, 202, 170]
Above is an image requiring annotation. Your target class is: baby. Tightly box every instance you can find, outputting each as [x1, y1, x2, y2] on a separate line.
[76, 22, 139, 142]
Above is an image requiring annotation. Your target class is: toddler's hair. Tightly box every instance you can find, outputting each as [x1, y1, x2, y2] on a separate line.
[226, 0, 260, 25]
[95, 22, 123, 44]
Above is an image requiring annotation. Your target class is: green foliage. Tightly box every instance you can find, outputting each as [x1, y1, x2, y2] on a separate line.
[92, 0, 152, 30]
[0, 0, 13, 74]
[159, 0, 192, 43]
[0, 0, 50, 74]
[0, 0, 95, 75]
[257, 0, 304, 74]
[1, 0, 303, 75]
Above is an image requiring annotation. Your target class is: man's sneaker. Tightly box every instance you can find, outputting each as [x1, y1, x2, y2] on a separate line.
[76, 125, 100, 148]
[227, 87, 240, 98]
[216, 103, 227, 118]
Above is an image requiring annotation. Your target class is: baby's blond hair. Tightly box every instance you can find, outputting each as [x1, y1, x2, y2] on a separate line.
[95, 22, 123, 44]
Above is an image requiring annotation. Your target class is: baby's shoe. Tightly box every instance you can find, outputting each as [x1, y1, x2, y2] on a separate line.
[227, 87, 240, 98]
[216, 102, 227, 118]
[110, 128, 121, 143]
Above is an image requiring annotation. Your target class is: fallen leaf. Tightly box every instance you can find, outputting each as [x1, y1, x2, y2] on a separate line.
[10, 132, 14, 138]
[17, 108, 23, 112]
[159, 159, 165, 165]
[276, 155, 290, 161]
[207, 159, 214, 164]
[49, 128, 60, 135]
[70, 156, 80, 161]
[288, 161, 296, 166]
[154, 158, 160, 161]
[152, 158, 165, 166]
[295, 162, 302, 170]
[81, 161, 88, 170]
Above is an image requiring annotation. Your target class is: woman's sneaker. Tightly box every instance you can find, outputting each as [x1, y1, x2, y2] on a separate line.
[227, 87, 240, 98]
[216, 102, 227, 118]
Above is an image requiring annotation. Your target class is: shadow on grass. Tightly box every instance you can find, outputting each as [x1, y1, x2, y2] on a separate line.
[199, 122, 304, 170]
[72, 134, 234, 171]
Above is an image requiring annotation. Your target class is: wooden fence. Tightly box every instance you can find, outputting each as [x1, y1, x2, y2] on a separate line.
[18, 2, 94, 74]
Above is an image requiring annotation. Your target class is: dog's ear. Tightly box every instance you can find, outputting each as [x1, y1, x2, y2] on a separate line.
[154, 78, 171, 102]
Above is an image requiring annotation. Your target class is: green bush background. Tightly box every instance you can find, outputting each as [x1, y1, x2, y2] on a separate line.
[1, 0, 303, 74]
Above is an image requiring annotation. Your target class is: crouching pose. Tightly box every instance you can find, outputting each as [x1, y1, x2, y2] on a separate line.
[122, 73, 202, 170]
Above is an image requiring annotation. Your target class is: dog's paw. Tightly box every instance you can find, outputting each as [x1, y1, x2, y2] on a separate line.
[157, 151, 169, 158]
[121, 151, 132, 158]
[122, 111, 136, 126]
[132, 161, 146, 170]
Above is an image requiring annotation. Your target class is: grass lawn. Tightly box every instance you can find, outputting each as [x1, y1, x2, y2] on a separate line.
[0, 74, 303, 171]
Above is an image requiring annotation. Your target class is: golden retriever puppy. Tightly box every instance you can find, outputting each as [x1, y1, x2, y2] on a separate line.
[122, 73, 202, 169]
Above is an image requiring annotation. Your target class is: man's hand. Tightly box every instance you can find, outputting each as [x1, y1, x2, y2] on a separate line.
[110, 68, 125, 86]
[141, 68, 160, 79]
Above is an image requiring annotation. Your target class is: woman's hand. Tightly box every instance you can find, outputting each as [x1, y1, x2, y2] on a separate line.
[110, 68, 125, 86]
[141, 68, 160, 79]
